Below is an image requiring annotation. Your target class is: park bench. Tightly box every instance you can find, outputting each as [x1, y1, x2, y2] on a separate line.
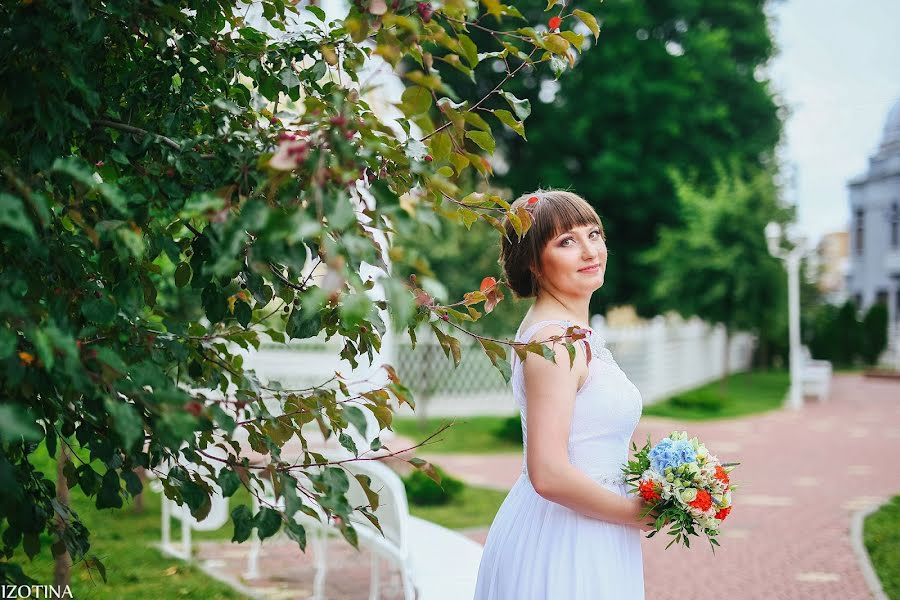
[801, 345, 833, 402]
[245, 456, 484, 600]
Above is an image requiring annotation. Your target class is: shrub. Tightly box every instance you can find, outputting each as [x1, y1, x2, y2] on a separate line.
[403, 465, 464, 506]
[669, 389, 725, 413]
[493, 415, 523, 444]
[860, 302, 889, 365]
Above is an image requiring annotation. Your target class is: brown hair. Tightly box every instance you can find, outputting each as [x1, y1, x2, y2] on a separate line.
[499, 189, 605, 299]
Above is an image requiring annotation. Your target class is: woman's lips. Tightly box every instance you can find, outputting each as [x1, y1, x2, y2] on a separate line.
[578, 265, 600, 273]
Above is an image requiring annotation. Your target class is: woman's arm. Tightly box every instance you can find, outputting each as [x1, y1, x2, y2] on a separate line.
[523, 324, 649, 529]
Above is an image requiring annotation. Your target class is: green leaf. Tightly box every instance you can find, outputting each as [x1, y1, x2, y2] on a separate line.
[0, 194, 36, 238]
[81, 298, 116, 325]
[235, 300, 252, 328]
[429, 132, 452, 162]
[343, 406, 368, 438]
[492, 109, 526, 139]
[255, 507, 282, 540]
[23, 533, 40, 560]
[465, 131, 495, 154]
[500, 91, 531, 120]
[174, 262, 192, 287]
[286, 307, 320, 339]
[306, 5, 327, 21]
[544, 33, 570, 55]
[96, 470, 123, 509]
[78, 465, 102, 496]
[285, 520, 307, 551]
[546, 0, 560, 9]
[457, 34, 479, 68]
[400, 86, 432, 117]
[218, 469, 241, 497]
[231, 505, 254, 543]
[573, 9, 600, 41]
[103, 398, 143, 451]
[0, 405, 42, 441]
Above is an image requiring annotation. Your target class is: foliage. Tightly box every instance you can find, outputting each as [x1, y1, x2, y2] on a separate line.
[492, 415, 524, 444]
[408, 482, 508, 530]
[860, 302, 889, 365]
[451, 0, 782, 315]
[642, 370, 788, 421]
[863, 495, 900, 600]
[808, 300, 888, 367]
[642, 166, 791, 378]
[402, 464, 464, 506]
[669, 389, 724, 413]
[0, 0, 600, 583]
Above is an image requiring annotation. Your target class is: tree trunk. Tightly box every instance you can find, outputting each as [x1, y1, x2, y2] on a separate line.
[54, 447, 72, 588]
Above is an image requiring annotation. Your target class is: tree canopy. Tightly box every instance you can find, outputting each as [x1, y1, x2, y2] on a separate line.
[0, 0, 599, 584]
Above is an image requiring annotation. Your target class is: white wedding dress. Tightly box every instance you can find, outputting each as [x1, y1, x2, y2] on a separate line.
[473, 318, 645, 599]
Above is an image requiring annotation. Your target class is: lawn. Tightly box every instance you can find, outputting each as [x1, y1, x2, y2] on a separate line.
[7, 444, 249, 598]
[6, 443, 504, 596]
[863, 495, 900, 599]
[392, 415, 522, 454]
[641, 370, 789, 421]
[408, 485, 508, 530]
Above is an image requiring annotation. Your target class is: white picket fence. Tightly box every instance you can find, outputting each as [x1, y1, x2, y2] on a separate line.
[241, 315, 756, 419]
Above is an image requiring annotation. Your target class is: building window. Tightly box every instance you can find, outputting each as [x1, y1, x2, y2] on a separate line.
[855, 208, 864, 255]
[891, 202, 899, 249]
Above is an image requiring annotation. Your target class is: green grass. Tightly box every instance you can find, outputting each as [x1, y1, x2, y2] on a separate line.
[7, 445, 250, 598]
[864, 495, 900, 599]
[408, 484, 508, 530]
[641, 370, 789, 421]
[392, 415, 522, 454]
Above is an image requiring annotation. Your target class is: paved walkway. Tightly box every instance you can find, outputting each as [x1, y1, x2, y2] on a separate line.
[194, 374, 899, 599]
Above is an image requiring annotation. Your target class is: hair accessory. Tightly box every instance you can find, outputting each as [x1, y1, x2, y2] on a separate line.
[527, 196, 539, 204]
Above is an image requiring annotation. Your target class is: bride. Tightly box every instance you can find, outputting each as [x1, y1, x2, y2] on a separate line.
[473, 190, 652, 599]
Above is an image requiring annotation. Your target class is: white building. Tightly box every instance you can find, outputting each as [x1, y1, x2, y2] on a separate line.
[846, 97, 900, 343]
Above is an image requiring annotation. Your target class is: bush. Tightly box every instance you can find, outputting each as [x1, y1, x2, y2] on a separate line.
[493, 415, 523, 444]
[403, 465, 464, 506]
[861, 303, 889, 365]
[669, 389, 725, 413]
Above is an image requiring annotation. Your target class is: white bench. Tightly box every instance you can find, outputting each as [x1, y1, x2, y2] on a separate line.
[801, 345, 833, 402]
[245, 456, 484, 600]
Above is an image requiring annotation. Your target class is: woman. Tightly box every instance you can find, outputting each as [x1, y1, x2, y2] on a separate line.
[473, 190, 650, 599]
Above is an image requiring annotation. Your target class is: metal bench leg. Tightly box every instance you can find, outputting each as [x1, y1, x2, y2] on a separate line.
[312, 528, 328, 600]
[369, 552, 380, 600]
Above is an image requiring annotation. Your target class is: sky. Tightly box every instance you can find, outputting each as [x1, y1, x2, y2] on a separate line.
[767, 0, 900, 245]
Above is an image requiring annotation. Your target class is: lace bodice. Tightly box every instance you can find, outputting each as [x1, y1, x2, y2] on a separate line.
[513, 318, 643, 488]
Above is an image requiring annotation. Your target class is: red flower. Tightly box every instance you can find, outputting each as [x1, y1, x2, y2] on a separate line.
[638, 479, 661, 502]
[548, 16, 562, 30]
[714, 465, 730, 485]
[688, 489, 712, 511]
[715, 506, 732, 521]
[527, 196, 539, 204]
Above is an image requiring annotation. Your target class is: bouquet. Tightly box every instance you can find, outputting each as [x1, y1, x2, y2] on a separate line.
[622, 430, 738, 551]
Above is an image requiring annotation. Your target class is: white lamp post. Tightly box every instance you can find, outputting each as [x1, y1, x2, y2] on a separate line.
[765, 222, 807, 410]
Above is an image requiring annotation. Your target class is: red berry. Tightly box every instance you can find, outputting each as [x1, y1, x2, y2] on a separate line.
[330, 115, 347, 128]
[417, 2, 433, 23]
[549, 16, 562, 30]
[184, 401, 203, 417]
[424, 154, 433, 162]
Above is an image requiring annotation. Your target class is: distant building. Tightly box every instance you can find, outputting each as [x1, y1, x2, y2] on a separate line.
[815, 231, 849, 304]
[846, 97, 900, 342]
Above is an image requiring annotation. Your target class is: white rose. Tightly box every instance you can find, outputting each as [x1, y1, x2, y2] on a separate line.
[696, 445, 709, 460]
[680, 488, 698, 503]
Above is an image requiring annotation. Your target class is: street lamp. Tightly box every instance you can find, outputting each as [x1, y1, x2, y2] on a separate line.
[765, 222, 807, 410]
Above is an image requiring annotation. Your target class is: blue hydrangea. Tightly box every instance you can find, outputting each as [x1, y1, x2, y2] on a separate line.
[648, 437, 697, 473]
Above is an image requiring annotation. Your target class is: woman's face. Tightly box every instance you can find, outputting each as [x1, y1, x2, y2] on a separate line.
[535, 223, 607, 295]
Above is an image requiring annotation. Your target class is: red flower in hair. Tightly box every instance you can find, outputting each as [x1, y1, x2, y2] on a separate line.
[527, 196, 539, 204]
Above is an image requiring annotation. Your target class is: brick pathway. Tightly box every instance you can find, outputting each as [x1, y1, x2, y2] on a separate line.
[195, 374, 899, 599]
